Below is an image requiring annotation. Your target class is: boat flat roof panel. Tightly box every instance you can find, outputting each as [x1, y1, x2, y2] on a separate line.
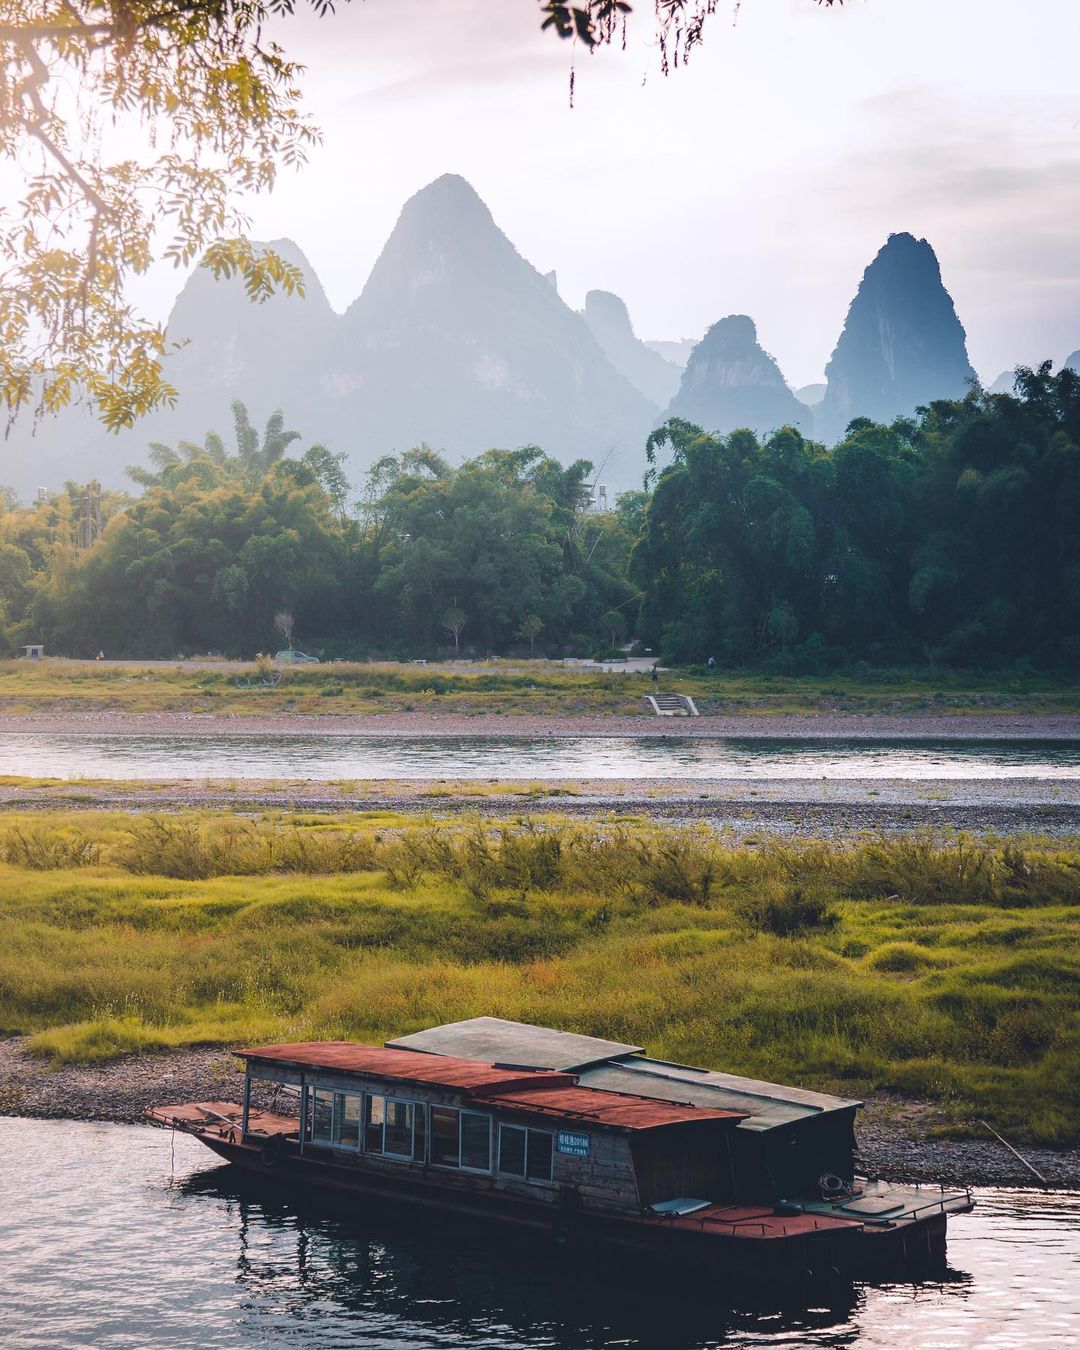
[238, 1042, 576, 1095]
[479, 1083, 746, 1131]
[386, 1017, 643, 1071]
[578, 1062, 860, 1127]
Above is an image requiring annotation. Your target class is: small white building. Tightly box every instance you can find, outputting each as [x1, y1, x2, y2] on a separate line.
[20, 644, 44, 659]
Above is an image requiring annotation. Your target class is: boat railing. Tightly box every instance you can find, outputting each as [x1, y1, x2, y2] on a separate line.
[825, 1189, 975, 1228]
[147, 1105, 244, 1143]
[890, 1190, 974, 1223]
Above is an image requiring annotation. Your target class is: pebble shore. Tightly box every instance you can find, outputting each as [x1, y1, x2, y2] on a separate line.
[1, 774, 1077, 839]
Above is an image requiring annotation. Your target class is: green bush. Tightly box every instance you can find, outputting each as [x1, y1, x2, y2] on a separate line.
[738, 883, 838, 936]
[866, 942, 937, 974]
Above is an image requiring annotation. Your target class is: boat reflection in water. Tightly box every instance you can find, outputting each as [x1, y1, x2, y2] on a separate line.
[176, 1162, 883, 1346]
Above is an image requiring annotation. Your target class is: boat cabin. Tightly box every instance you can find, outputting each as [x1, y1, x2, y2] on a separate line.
[237, 1041, 749, 1216]
[387, 1018, 862, 1204]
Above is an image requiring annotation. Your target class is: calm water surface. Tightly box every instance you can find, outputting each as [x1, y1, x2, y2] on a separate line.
[2, 733, 1079, 781]
[1, 1120, 1077, 1348]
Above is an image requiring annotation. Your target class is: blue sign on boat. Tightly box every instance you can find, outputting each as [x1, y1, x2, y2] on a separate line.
[556, 1130, 590, 1157]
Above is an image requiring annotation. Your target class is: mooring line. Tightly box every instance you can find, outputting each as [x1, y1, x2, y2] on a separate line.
[977, 1119, 1047, 1184]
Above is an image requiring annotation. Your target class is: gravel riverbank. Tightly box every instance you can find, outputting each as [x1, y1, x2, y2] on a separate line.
[2, 1038, 1075, 1190]
[1, 775, 1077, 839]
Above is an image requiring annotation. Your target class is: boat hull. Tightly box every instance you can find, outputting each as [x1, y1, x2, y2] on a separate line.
[193, 1130, 945, 1281]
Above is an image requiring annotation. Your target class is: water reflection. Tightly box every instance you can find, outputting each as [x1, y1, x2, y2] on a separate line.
[1, 732, 1079, 781]
[3, 1120, 1078, 1347]
[178, 1164, 865, 1347]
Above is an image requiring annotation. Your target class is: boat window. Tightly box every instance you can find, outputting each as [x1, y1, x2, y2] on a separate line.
[525, 1129, 554, 1182]
[334, 1093, 361, 1149]
[365, 1094, 386, 1153]
[384, 1099, 413, 1159]
[460, 1111, 492, 1172]
[430, 1106, 460, 1167]
[413, 1103, 428, 1162]
[498, 1124, 553, 1183]
[498, 1124, 526, 1176]
[311, 1089, 334, 1145]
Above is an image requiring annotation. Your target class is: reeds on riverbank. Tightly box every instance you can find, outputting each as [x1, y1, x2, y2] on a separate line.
[0, 810, 1076, 1146]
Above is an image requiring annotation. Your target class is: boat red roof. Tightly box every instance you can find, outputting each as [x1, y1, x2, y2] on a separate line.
[238, 1042, 747, 1132]
[239, 1042, 577, 1095]
[478, 1082, 745, 1130]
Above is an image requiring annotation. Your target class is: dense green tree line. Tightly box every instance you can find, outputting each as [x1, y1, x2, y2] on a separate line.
[0, 368, 1077, 666]
[0, 410, 637, 658]
[634, 364, 1080, 669]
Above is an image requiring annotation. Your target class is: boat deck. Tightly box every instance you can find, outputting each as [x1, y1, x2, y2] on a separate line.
[147, 1101, 299, 1140]
[648, 1202, 860, 1241]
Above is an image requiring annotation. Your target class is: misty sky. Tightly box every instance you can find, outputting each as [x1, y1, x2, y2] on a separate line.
[138, 0, 1080, 387]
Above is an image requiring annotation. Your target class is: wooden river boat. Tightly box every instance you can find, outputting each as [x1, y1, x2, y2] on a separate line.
[148, 1017, 973, 1280]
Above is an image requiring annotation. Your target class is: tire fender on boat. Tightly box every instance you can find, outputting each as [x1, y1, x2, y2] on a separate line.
[260, 1134, 286, 1168]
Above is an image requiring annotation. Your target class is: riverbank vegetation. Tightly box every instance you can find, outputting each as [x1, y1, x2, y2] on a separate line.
[1, 368, 1079, 669]
[0, 810, 1076, 1146]
[0, 657, 1076, 718]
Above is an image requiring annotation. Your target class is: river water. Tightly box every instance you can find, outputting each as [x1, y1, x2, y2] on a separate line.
[1, 1120, 1077, 1348]
[2, 733, 1079, 781]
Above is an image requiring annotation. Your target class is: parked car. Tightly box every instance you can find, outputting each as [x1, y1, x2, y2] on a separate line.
[274, 650, 320, 664]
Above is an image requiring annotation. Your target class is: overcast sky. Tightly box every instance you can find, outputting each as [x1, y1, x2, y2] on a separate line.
[141, 0, 1080, 387]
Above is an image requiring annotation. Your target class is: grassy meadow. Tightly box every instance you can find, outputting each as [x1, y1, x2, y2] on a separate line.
[0, 657, 1076, 717]
[0, 809, 1077, 1146]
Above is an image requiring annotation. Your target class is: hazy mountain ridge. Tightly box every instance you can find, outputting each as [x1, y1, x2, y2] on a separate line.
[815, 232, 977, 443]
[3, 188, 1074, 500]
[663, 315, 810, 438]
[330, 175, 657, 478]
[581, 290, 682, 407]
[5, 176, 658, 498]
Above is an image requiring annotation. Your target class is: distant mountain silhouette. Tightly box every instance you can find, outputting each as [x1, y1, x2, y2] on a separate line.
[4, 238, 337, 497]
[6, 177, 656, 498]
[581, 290, 681, 406]
[4, 197, 1066, 502]
[990, 355, 1080, 395]
[663, 315, 809, 437]
[330, 174, 656, 484]
[644, 337, 698, 368]
[795, 383, 827, 408]
[816, 233, 976, 443]
[988, 369, 1019, 395]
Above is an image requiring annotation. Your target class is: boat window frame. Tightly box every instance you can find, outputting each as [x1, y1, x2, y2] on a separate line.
[459, 1109, 494, 1173]
[333, 1091, 362, 1150]
[497, 1122, 554, 1184]
[382, 1096, 418, 1161]
[310, 1087, 335, 1146]
[430, 1104, 462, 1169]
[297, 1081, 434, 1164]
[428, 1105, 493, 1174]
[364, 1091, 387, 1153]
